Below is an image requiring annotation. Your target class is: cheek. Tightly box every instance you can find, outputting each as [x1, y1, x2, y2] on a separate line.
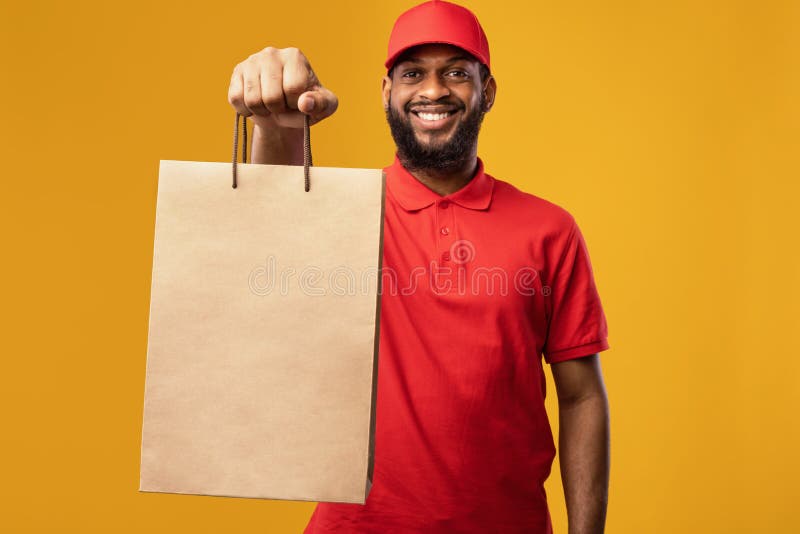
[385, 98, 401, 118]
[458, 88, 482, 109]
[390, 86, 416, 109]
[390, 98, 410, 117]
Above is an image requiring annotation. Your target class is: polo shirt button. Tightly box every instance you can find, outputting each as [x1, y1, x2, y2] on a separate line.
[441, 251, 451, 262]
[439, 200, 450, 209]
[440, 226, 450, 236]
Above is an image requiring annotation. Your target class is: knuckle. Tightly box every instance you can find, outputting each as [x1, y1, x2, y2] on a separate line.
[248, 47, 277, 63]
[287, 48, 310, 68]
[228, 90, 242, 106]
[244, 78, 260, 92]
[283, 80, 305, 96]
[263, 92, 285, 110]
[243, 93, 262, 109]
[284, 47, 306, 64]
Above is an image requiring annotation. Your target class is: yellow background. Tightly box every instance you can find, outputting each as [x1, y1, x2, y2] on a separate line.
[2, 0, 798, 532]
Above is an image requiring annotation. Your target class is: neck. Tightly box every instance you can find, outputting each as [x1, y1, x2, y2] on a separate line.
[399, 154, 479, 197]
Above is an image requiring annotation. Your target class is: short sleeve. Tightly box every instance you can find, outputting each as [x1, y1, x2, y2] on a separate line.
[542, 219, 609, 363]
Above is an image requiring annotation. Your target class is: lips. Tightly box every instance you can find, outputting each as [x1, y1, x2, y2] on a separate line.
[415, 111, 451, 121]
[409, 107, 460, 130]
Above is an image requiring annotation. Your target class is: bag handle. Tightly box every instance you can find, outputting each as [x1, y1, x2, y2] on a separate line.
[232, 112, 313, 191]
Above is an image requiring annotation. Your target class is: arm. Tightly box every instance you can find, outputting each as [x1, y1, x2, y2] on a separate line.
[227, 47, 338, 165]
[551, 353, 610, 534]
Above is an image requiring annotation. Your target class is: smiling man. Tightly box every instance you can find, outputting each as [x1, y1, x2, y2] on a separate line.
[384, 44, 494, 194]
[228, 1, 611, 533]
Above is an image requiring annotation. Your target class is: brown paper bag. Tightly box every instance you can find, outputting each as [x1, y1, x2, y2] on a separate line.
[139, 152, 385, 504]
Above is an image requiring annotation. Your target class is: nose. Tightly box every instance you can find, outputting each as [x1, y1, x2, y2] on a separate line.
[417, 74, 450, 101]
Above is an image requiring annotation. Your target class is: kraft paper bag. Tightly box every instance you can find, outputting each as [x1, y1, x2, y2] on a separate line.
[139, 154, 385, 504]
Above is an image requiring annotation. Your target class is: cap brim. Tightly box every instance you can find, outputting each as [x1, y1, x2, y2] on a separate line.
[385, 40, 488, 71]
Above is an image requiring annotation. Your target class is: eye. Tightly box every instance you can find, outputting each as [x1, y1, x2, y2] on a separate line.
[446, 69, 469, 78]
[401, 70, 420, 79]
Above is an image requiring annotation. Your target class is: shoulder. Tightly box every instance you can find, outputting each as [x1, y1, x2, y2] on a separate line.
[488, 173, 577, 237]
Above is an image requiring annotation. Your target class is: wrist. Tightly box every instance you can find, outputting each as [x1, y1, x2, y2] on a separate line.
[250, 118, 304, 165]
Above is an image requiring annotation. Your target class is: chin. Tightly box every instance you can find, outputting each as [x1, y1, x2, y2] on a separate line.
[414, 131, 454, 146]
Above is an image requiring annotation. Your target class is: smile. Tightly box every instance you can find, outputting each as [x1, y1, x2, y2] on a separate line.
[410, 109, 459, 130]
[416, 111, 451, 121]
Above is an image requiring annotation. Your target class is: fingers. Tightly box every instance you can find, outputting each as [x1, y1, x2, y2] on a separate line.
[227, 46, 338, 127]
[260, 55, 287, 115]
[281, 47, 313, 111]
[227, 69, 251, 118]
[298, 88, 338, 122]
[268, 89, 338, 129]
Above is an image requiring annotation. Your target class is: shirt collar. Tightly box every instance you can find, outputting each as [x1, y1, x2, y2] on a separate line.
[384, 155, 495, 212]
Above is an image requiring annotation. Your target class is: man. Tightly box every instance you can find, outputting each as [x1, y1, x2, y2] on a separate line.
[228, 1, 610, 532]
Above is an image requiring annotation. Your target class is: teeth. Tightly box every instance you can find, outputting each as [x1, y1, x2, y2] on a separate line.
[417, 112, 450, 121]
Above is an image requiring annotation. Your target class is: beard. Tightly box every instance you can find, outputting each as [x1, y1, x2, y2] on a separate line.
[385, 94, 486, 173]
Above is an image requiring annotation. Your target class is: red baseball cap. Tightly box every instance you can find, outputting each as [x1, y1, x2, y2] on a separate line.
[385, 0, 490, 71]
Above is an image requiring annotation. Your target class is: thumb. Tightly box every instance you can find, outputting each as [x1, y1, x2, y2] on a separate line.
[298, 87, 338, 123]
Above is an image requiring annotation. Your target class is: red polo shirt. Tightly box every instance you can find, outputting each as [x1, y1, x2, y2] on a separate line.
[304, 157, 609, 533]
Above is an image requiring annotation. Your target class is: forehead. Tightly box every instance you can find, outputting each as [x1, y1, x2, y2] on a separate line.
[394, 43, 480, 67]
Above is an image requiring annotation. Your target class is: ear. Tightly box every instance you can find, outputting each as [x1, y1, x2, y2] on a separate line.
[482, 75, 497, 112]
[381, 74, 392, 110]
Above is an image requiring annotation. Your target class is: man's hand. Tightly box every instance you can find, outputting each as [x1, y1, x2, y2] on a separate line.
[228, 47, 338, 129]
[227, 47, 338, 164]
